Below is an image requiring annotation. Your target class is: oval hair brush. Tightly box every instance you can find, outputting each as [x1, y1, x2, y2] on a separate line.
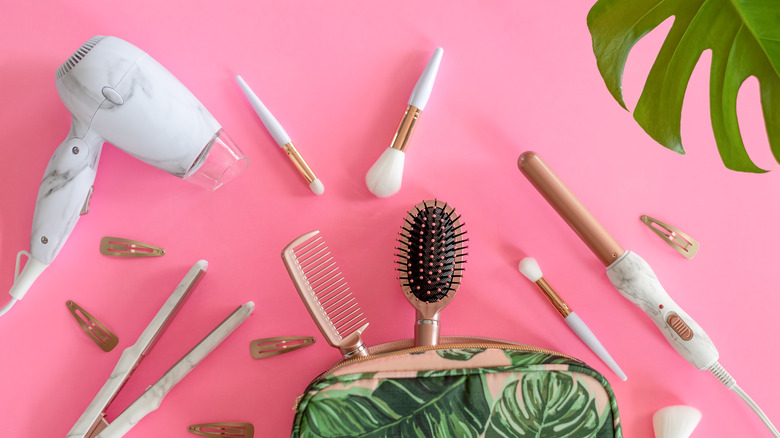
[396, 199, 468, 346]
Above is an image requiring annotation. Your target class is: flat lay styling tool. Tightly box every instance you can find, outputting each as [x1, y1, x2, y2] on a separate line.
[518, 151, 780, 436]
[188, 422, 254, 438]
[282, 231, 369, 358]
[518, 257, 627, 381]
[235, 75, 324, 195]
[640, 215, 699, 259]
[100, 237, 166, 257]
[653, 405, 702, 438]
[365, 47, 443, 198]
[67, 261, 255, 438]
[67, 300, 119, 352]
[2, 35, 248, 318]
[249, 336, 316, 359]
[396, 199, 467, 346]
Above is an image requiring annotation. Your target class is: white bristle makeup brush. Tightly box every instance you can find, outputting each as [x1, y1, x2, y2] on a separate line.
[519, 257, 627, 381]
[365, 47, 443, 198]
[653, 406, 702, 438]
[236, 75, 324, 195]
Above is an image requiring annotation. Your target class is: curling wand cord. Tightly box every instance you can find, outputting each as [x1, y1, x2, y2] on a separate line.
[709, 362, 780, 437]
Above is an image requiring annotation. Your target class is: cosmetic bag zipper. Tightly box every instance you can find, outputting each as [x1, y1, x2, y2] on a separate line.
[293, 335, 582, 411]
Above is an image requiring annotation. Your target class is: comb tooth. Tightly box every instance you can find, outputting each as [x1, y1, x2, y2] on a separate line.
[299, 247, 330, 270]
[327, 297, 359, 319]
[307, 262, 340, 289]
[313, 274, 345, 296]
[326, 295, 357, 317]
[298, 245, 330, 271]
[294, 235, 324, 258]
[338, 316, 367, 336]
[321, 287, 352, 311]
[318, 283, 350, 307]
[313, 274, 346, 297]
[334, 305, 362, 325]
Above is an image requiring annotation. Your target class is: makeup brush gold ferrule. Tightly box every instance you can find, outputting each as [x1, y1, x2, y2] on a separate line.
[389, 105, 422, 153]
[282, 142, 318, 184]
[535, 277, 572, 318]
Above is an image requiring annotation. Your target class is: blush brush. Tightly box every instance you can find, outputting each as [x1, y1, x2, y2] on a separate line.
[395, 200, 467, 346]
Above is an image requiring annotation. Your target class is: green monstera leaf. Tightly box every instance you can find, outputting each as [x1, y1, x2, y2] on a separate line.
[300, 374, 491, 437]
[587, 0, 780, 173]
[484, 372, 612, 438]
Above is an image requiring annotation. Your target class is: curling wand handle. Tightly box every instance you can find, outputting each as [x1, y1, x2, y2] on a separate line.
[606, 251, 719, 370]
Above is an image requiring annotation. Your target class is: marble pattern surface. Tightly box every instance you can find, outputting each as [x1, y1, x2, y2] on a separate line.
[606, 251, 719, 370]
[66, 261, 208, 438]
[94, 301, 254, 438]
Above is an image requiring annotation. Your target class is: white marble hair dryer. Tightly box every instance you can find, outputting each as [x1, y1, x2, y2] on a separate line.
[1, 36, 248, 317]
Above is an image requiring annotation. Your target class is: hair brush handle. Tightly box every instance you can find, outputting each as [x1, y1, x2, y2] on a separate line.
[415, 312, 441, 346]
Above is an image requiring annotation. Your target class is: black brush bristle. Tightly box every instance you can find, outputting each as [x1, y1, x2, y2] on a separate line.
[396, 200, 468, 303]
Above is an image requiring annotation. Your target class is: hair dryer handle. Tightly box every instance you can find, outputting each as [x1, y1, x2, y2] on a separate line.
[29, 135, 103, 265]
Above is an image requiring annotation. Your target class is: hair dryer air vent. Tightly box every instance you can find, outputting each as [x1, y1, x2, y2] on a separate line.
[56, 36, 105, 79]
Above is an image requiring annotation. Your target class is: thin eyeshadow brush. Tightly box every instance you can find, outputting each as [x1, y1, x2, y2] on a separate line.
[282, 231, 369, 358]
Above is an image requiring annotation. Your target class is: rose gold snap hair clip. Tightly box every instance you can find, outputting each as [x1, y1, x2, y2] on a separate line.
[100, 236, 165, 257]
[250, 336, 316, 359]
[188, 422, 254, 438]
[640, 215, 699, 259]
[67, 300, 119, 352]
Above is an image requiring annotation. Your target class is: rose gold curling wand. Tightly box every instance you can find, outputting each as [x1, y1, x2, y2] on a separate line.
[518, 151, 778, 436]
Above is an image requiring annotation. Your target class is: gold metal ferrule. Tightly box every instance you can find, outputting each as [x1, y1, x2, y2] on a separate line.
[535, 278, 572, 318]
[282, 142, 317, 184]
[390, 105, 422, 152]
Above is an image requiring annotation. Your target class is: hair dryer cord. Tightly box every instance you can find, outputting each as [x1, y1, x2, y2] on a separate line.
[0, 298, 18, 317]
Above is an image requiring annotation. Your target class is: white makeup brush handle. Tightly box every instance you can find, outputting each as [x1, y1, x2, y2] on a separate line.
[408, 47, 443, 110]
[606, 251, 719, 370]
[564, 313, 627, 381]
[235, 75, 291, 146]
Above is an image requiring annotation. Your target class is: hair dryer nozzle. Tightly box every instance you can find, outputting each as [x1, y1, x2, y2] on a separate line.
[185, 130, 248, 190]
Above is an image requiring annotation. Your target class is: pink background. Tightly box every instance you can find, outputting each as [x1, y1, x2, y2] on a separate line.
[1, 1, 778, 437]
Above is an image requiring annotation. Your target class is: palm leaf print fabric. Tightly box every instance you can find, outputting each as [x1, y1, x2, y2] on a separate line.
[292, 348, 621, 437]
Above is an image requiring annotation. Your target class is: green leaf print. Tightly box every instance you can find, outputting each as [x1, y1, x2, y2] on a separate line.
[485, 371, 608, 438]
[504, 350, 578, 367]
[300, 374, 491, 437]
[436, 348, 487, 361]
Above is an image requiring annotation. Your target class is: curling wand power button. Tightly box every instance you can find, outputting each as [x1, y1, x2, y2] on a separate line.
[667, 313, 694, 341]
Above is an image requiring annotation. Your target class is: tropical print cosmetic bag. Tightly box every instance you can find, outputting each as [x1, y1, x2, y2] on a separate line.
[291, 337, 622, 437]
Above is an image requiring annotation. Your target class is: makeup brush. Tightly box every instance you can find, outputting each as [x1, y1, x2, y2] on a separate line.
[236, 75, 324, 195]
[653, 406, 702, 438]
[365, 48, 443, 198]
[518, 257, 627, 381]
